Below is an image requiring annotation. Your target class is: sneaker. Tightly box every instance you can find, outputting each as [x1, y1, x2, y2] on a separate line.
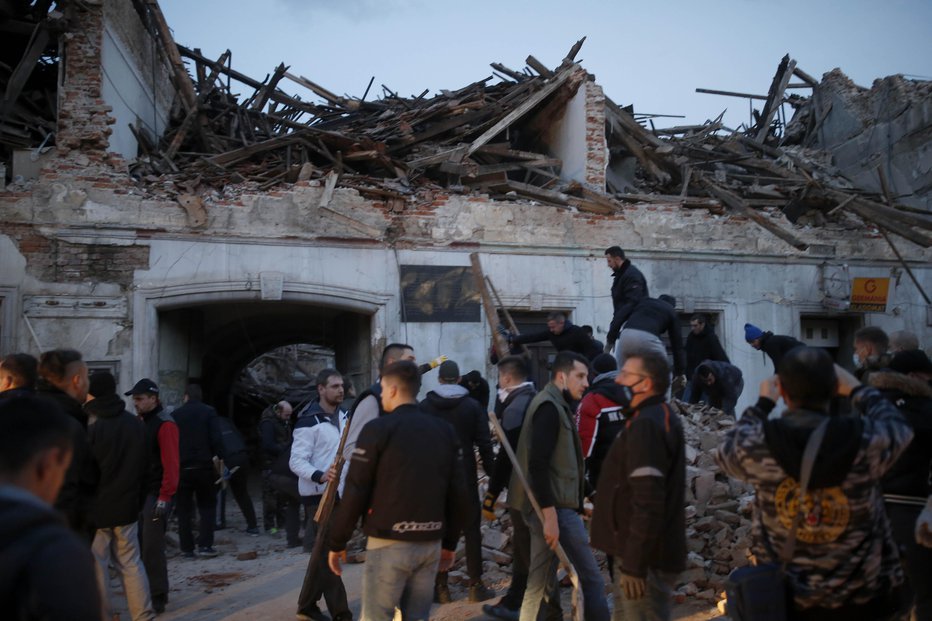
[433, 582, 451, 604]
[469, 582, 496, 602]
[268, 527, 280, 536]
[482, 603, 519, 621]
[245, 526, 260, 536]
[197, 546, 219, 557]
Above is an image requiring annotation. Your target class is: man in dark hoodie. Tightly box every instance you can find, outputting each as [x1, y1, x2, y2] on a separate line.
[687, 360, 744, 417]
[744, 323, 804, 371]
[36, 348, 95, 541]
[617, 295, 686, 389]
[605, 245, 649, 355]
[715, 347, 912, 619]
[85, 372, 154, 621]
[683, 315, 729, 401]
[258, 400, 292, 534]
[0, 352, 38, 401]
[0, 396, 102, 621]
[870, 349, 932, 620]
[421, 359, 496, 604]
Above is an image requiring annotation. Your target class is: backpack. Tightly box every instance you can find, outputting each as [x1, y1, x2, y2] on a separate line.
[211, 416, 249, 469]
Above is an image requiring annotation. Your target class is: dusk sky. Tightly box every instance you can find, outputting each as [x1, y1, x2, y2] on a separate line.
[159, 0, 932, 130]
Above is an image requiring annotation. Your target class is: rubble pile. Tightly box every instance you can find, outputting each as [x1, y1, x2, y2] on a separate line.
[470, 400, 750, 607]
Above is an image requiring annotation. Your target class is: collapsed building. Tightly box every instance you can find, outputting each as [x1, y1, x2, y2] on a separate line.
[1, 0, 930, 427]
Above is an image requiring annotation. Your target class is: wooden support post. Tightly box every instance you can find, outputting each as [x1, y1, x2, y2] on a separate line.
[470, 253, 510, 360]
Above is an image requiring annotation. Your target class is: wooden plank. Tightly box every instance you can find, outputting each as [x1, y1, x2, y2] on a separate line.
[563, 37, 587, 63]
[465, 67, 576, 156]
[525, 55, 553, 78]
[755, 55, 797, 142]
[470, 253, 511, 360]
[145, 1, 198, 112]
[695, 87, 769, 101]
[701, 178, 809, 250]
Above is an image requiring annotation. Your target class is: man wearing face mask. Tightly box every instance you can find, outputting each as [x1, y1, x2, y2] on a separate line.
[510, 352, 610, 621]
[853, 326, 892, 383]
[590, 350, 687, 621]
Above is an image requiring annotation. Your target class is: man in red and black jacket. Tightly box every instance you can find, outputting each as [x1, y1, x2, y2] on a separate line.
[126, 378, 178, 615]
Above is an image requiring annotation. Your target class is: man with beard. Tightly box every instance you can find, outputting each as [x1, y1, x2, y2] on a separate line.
[604, 246, 649, 357]
[125, 378, 178, 615]
[36, 349, 94, 540]
[511, 352, 610, 621]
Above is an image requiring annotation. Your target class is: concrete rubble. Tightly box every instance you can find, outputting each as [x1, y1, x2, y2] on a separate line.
[452, 401, 749, 609]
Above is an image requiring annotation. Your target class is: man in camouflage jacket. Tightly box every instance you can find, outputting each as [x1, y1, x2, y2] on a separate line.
[714, 347, 912, 619]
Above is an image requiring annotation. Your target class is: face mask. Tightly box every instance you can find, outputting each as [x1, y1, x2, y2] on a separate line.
[614, 384, 635, 411]
[852, 353, 861, 368]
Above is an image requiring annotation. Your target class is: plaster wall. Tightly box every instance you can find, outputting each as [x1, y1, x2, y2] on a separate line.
[549, 81, 589, 186]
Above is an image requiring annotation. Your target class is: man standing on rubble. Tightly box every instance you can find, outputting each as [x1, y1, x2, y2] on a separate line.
[420, 359, 496, 604]
[328, 360, 468, 621]
[511, 351, 610, 621]
[715, 347, 912, 619]
[590, 350, 687, 621]
[683, 314, 729, 401]
[616, 295, 686, 391]
[604, 246, 649, 357]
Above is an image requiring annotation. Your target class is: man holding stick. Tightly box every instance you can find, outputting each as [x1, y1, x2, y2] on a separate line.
[510, 352, 610, 621]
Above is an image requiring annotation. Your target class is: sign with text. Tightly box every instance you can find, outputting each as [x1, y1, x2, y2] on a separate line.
[850, 277, 890, 312]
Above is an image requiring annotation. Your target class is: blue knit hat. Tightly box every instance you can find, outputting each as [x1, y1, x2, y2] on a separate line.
[744, 323, 764, 342]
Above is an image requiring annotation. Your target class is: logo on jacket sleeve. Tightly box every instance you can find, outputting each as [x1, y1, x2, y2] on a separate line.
[775, 477, 849, 544]
[392, 520, 442, 534]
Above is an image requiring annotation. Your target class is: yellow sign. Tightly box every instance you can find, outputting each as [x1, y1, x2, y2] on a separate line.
[850, 277, 890, 312]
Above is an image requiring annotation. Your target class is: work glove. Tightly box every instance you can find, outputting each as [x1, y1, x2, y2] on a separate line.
[418, 355, 449, 375]
[917, 499, 932, 548]
[481, 491, 499, 521]
[152, 499, 170, 521]
[672, 374, 687, 394]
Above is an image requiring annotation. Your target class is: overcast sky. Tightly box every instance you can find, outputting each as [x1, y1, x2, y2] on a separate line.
[159, 0, 932, 129]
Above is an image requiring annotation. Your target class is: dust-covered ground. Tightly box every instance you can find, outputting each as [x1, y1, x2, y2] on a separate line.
[101, 504, 724, 620]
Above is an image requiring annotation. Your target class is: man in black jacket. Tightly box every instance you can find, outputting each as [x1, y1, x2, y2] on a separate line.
[258, 400, 292, 534]
[590, 350, 686, 621]
[0, 352, 38, 400]
[328, 360, 468, 621]
[617, 295, 686, 388]
[605, 246, 649, 355]
[36, 349, 95, 541]
[511, 312, 601, 360]
[421, 360, 496, 604]
[0, 396, 102, 621]
[683, 315, 728, 401]
[687, 360, 744, 417]
[85, 372, 154, 620]
[744, 323, 804, 371]
[482, 356, 562, 621]
[172, 384, 222, 558]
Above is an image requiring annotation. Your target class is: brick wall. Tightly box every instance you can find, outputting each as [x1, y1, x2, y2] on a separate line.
[57, 0, 115, 159]
[4, 224, 149, 286]
[584, 80, 607, 191]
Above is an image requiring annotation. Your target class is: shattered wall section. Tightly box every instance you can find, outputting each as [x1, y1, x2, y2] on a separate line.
[811, 70, 932, 210]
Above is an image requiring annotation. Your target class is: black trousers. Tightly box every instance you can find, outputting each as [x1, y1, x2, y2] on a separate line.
[887, 502, 932, 621]
[139, 493, 169, 599]
[176, 466, 218, 552]
[296, 495, 349, 619]
[226, 465, 258, 530]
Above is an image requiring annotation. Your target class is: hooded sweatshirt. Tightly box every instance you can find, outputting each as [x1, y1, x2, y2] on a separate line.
[0, 485, 102, 620]
[715, 387, 913, 610]
[420, 383, 494, 484]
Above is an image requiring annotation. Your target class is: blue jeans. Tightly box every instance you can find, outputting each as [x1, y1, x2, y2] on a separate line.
[93, 522, 155, 621]
[361, 539, 440, 621]
[611, 558, 676, 621]
[520, 508, 610, 621]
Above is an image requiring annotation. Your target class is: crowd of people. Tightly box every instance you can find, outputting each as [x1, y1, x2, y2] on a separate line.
[0, 245, 930, 621]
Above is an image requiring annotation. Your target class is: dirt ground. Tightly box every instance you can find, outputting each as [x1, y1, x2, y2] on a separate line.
[104, 501, 724, 621]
